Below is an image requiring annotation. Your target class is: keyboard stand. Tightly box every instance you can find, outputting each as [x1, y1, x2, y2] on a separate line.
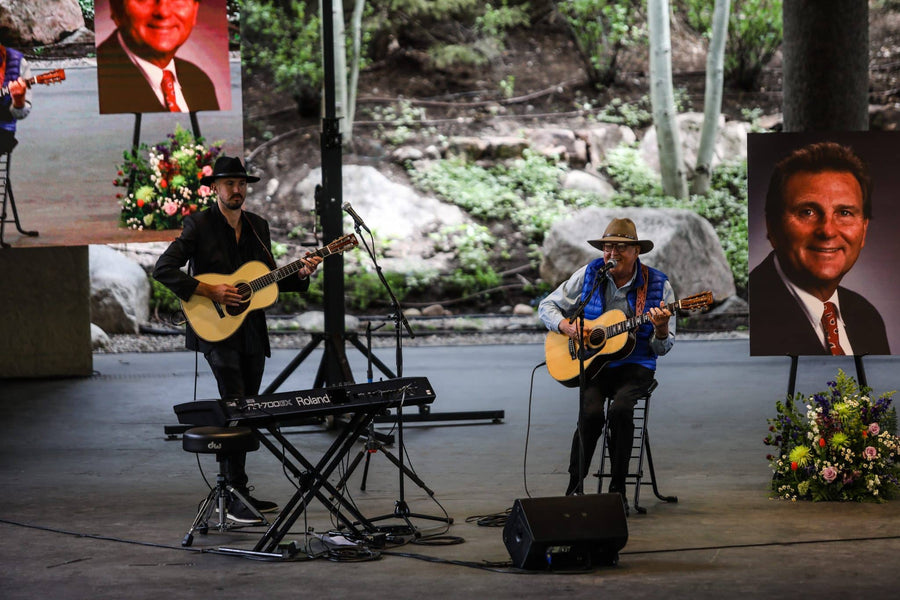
[221, 408, 380, 557]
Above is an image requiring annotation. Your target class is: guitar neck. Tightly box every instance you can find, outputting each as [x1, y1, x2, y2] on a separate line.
[603, 300, 680, 338]
[248, 247, 332, 292]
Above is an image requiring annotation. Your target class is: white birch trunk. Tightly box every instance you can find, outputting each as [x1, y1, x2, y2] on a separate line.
[691, 0, 730, 196]
[647, 0, 687, 198]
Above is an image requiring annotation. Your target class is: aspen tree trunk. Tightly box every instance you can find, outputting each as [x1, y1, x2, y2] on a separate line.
[691, 0, 730, 196]
[321, 0, 350, 141]
[345, 0, 366, 140]
[647, 0, 687, 198]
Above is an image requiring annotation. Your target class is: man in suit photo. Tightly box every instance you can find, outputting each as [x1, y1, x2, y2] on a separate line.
[96, 0, 220, 114]
[749, 140, 890, 356]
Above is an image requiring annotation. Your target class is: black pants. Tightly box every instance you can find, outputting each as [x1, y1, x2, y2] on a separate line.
[204, 347, 266, 494]
[566, 364, 655, 496]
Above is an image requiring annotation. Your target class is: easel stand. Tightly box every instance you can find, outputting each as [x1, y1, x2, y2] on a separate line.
[785, 353, 868, 397]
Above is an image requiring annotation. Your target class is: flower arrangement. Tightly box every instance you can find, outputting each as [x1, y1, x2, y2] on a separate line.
[114, 124, 223, 230]
[764, 370, 900, 502]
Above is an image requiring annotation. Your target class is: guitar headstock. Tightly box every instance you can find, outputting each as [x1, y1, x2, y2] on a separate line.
[328, 233, 359, 254]
[33, 69, 66, 86]
[677, 291, 713, 312]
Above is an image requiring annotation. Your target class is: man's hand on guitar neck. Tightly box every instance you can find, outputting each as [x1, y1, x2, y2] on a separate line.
[297, 255, 323, 279]
[648, 301, 672, 339]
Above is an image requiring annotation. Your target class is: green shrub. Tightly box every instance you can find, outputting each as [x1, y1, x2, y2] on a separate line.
[679, 0, 783, 91]
[149, 278, 181, 314]
[558, 0, 646, 88]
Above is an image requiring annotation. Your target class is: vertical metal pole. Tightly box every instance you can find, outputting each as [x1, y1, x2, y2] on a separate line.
[317, 0, 353, 385]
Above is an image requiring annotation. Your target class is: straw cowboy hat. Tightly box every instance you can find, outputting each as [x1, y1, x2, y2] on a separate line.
[588, 217, 654, 253]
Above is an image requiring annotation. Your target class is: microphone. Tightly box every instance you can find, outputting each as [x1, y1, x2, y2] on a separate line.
[342, 201, 370, 232]
[599, 258, 617, 273]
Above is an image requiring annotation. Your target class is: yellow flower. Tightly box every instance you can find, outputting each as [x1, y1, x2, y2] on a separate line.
[789, 445, 811, 467]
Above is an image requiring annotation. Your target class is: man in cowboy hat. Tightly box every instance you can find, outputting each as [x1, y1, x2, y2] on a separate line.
[539, 217, 674, 512]
[154, 155, 322, 523]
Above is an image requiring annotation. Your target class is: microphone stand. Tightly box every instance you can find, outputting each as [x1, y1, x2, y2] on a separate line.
[350, 218, 449, 535]
[567, 267, 607, 495]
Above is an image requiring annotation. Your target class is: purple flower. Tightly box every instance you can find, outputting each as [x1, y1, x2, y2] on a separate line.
[822, 466, 838, 483]
[868, 423, 880, 436]
[865, 446, 878, 461]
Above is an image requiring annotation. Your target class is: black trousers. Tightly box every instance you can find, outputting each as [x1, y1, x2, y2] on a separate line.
[204, 347, 266, 494]
[566, 364, 655, 496]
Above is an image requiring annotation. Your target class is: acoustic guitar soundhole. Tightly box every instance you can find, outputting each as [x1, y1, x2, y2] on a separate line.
[226, 282, 253, 316]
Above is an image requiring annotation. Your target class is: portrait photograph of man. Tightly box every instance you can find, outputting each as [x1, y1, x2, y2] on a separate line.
[747, 132, 900, 357]
[95, 0, 231, 114]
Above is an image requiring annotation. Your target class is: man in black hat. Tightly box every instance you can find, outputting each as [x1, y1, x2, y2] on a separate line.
[154, 155, 322, 523]
[538, 218, 674, 513]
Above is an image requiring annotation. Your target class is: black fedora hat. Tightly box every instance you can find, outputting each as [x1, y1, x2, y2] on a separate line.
[200, 155, 260, 186]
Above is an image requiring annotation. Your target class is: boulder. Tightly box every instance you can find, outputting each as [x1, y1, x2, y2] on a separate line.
[561, 170, 616, 199]
[539, 207, 736, 302]
[89, 245, 150, 334]
[289, 165, 472, 274]
[577, 123, 637, 169]
[0, 0, 85, 45]
[639, 112, 750, 177]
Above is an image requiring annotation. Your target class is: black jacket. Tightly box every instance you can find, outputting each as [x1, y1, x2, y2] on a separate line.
[153, 204, 308, 356]
[748, 252, 889, 356]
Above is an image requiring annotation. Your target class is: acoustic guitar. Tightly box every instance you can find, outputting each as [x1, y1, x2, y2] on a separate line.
[0, 69, 66, 97]
[182, 233, 358, 342]
[545, 291, 713, 387]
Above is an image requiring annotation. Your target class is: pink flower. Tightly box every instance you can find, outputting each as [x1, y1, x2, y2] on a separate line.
[198, 185, 211, 198]
[869, 423, 880, 436]
[821, 466, 838, 483]
[201, 165, 213, 177]
[162, 201, 179, 216]
[865, 446, 878, 461]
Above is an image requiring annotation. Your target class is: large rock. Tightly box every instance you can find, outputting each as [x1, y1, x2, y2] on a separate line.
[639, 112, 750, 176]
[578, 123, 637, 169]
[0, 0, 85, 45]
[89, 245, 150, 334]
[539, 207, 735, 302]
[287, 165, 472, 273]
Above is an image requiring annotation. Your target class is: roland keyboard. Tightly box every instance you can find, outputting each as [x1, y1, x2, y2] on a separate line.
[174, 376, 436, 427]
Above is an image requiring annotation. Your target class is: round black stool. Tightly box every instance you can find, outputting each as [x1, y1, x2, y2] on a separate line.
[181, 426, 265, 547]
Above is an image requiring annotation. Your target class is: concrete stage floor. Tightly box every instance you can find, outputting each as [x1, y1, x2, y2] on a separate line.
[2, 339, 900, 598]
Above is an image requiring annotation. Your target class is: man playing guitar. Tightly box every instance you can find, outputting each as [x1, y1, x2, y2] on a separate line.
[538, 218, 674, 514]
[0, 40, 32, 154]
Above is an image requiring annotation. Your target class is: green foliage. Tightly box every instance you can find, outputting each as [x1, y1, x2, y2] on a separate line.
[600, 148, 749, 294]
[368, 100, 437, 146]
[346, 270, 409, 311]
[241, 0, 322, 100]
[411, 149, 586, 242]
[678, 0, 783, 91]
[558, 0, 646, 88]
[78, 0, 94, 21]
[150, 278, 181, 314]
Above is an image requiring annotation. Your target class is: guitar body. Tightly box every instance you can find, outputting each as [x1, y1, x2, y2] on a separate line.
[181, 261, 278, 342]
[544, 310, 637, 387]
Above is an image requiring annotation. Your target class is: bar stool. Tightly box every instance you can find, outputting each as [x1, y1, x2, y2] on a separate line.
[595, 379, 677, 514]
[181, 426, 266, 547]
[0, 150, 38, 248]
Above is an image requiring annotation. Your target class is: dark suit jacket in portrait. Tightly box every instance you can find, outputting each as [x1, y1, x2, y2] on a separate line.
[97, 33, 219, 114]
[749, 252, 890, 356]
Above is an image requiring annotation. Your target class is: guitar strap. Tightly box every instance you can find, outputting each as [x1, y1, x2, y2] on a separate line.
[634, 264, 650, 315]
[243, 213, 278, 270]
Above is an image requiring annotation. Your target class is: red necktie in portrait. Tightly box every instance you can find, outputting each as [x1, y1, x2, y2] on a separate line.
[161, 70, 180, 112]
[821, 301, 845, 355]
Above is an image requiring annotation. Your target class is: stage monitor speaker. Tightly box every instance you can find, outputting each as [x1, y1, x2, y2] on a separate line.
[502, 494, 628, 570]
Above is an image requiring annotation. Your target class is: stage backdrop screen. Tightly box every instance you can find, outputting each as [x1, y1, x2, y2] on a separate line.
[747, 131, 900, 356]
[8, 0, 242, 248]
